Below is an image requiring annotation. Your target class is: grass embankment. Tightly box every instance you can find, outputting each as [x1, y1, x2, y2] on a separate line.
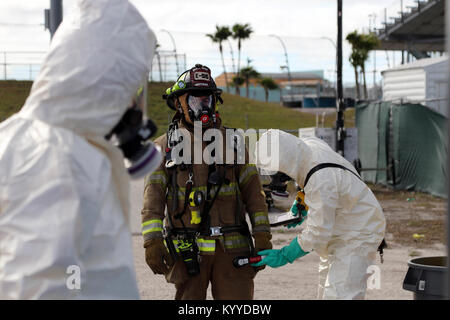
[1, 80, 354, 138]
[0, 81, 33, 122]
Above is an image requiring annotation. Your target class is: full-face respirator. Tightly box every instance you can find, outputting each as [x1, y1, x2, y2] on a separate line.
[106, 84, 162, 179]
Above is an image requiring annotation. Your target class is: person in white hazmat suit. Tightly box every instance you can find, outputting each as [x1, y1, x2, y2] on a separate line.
[253, 129, 386, 300]
[0, 0, 162, 299]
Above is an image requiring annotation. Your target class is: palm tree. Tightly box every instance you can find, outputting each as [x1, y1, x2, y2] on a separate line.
[227, 39, 236, 74]
[359, 33, 380, 99]
[259, 77, 279, 102]
[231, 75, 245, 96]
[232, 23, 253, 76]
[346, 31, 364, 100]
[206, 25, 232, 93]
[240, 66, 260, 98]
[349, 50, 364, 100]
[346, 31, 380, 100]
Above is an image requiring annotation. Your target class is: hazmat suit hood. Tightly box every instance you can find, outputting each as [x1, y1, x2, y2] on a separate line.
[255, 129, 318, 188]
[21, 0, 156, 139]
[20, 0, 156, 217]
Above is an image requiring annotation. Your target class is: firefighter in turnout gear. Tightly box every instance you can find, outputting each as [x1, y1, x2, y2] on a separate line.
[141, 64, 272, 300]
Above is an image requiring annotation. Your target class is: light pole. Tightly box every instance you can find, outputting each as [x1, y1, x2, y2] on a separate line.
[269, 34, 292, 82]
[320, 36, 337, 91]
[161, 29, 180, 76]
[336, 0, 345, 156]
[44, 0, 63, 40]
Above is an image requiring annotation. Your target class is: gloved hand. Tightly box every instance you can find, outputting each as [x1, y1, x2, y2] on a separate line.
[253, 232, 273, 272]
[144, 238, 174, 275]
[286, 195, 308, 229]
[286, 201, 308, 229]
[252, 236, 308, 268]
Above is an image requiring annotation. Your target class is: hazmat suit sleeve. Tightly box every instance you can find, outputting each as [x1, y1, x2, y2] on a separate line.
[141, 135, 168, 245]
[297, 169, 339, 255]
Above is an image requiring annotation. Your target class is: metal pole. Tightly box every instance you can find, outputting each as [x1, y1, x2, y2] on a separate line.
[336, 0, 345, 156]
[269, 34, 292, 82]
[446, 0, 450, 299]
[156, 53, 162, 82]
[161, 29, 179, 76]
[400, 0, 404, 22]
[3, 52, 6, 80]
[49, 0, 63, 39]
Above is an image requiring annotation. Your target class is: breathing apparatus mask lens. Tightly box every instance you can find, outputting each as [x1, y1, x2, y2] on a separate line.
[106, 84, 162, 179]
[187, 92, 215, 124]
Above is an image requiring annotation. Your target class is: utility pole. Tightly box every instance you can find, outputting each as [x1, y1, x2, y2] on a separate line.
[446, 0, 450, 300]
[336, 0, 345, 156]
[372, 13, 377, 92]
[44, 0, 63, 40]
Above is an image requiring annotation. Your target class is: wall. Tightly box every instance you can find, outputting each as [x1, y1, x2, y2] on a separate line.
[382, 68, 426, 102]
[425, 60, 448, 117]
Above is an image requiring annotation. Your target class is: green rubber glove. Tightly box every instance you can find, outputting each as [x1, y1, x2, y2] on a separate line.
[252, 237, 309, 268]
[286, 200, 308, 229]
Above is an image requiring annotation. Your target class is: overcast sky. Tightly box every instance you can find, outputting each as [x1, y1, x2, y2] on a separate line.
[0, 0, 420, 83]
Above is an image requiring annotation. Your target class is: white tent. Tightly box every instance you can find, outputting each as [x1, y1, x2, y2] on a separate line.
[381, 56, 448, 117]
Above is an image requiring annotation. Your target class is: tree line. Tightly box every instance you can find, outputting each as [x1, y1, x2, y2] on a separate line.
[206, 23, 278, 103]
[206, 24, 380, 103]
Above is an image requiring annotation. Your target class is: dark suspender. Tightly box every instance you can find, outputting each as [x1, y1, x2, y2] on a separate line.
[304, 163, 362, 188]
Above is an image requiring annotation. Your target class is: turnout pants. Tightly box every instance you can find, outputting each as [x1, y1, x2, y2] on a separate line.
[166, 240, 256, 300]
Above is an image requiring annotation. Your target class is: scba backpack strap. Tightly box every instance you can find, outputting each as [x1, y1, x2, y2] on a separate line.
[303, 163, 362, 189]
[303, 163, 386, 263]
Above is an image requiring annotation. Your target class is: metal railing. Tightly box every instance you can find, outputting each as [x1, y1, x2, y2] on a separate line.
[373, 0, 440, 35]
[1, 51, 46, 80]
[1, 51, 187, 82]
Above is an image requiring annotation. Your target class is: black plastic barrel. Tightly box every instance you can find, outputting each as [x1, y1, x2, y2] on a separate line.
[403, 256, 448, 300]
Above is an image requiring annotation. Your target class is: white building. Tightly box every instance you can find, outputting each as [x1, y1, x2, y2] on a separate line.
[381, 56, 448, 117]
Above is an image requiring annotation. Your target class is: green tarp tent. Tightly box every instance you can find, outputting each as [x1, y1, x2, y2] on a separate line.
[356, 102, 447, 198]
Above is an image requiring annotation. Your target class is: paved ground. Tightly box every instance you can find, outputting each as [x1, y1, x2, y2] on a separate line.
[129, 177, 447, 300]
[132, 232, 446, 300]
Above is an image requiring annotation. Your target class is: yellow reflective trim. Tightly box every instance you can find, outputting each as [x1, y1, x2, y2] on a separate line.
[142, 227, 163, 235]
[168, 183, 240, 200]
[224, 234, 249, 249]
[253, 211, 266, 217]
[197, 238, 216, 252]
[141, 219, 163, 227]
[239, 164, 258, 187]
[145, 171, 168, 186]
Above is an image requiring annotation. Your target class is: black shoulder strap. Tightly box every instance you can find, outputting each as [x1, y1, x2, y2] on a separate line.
[304, 163, 362, 188]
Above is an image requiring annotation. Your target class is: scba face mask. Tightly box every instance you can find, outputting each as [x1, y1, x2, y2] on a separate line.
[106, 84, 162, 179]
[186, 92, 215, 125]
